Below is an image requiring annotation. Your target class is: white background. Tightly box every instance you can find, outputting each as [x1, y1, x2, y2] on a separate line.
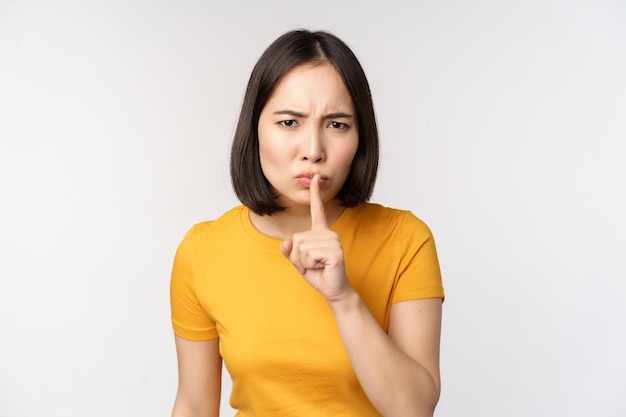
[1, 1, 625, 416]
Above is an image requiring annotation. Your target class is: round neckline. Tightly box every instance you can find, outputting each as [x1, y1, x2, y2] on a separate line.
[239, 205, 353, 248]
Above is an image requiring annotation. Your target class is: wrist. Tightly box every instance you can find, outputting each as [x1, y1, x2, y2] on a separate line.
[328, 286, 362, 316]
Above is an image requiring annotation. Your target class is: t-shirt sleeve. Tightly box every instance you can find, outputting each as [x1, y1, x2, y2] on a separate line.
[391, 211, 445, 304]
[170, 225, 218, 340]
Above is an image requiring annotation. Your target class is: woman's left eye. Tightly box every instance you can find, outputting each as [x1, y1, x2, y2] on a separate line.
[328, 121, 348, 129]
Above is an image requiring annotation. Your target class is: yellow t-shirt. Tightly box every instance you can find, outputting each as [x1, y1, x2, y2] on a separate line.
[171, 203, 444, 416]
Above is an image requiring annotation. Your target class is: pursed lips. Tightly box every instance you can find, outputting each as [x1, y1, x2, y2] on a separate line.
[295, 173, 329, 187]
[296, 172, 328, 180]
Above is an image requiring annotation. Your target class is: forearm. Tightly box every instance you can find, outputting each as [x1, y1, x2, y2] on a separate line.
[330, 290, 440, 417]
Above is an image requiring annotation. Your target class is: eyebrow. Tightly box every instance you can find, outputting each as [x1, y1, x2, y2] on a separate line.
[273, 110, 354, 119]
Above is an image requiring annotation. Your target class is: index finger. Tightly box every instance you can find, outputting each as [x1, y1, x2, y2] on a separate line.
[310, 174, 328, 230]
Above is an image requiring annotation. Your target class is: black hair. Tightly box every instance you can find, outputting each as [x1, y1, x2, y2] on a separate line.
[230, 29, 379, 215]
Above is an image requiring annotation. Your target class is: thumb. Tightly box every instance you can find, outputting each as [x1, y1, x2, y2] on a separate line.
[280, 239, 293, 257]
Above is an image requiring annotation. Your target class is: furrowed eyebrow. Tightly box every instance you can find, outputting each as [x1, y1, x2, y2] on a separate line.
[273, 110, 306, 117]
[272, 110, 354, 119]
[324, 112, 353, 119]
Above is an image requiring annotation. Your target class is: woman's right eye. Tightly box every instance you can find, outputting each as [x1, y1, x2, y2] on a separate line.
[279, 120, 298, 127]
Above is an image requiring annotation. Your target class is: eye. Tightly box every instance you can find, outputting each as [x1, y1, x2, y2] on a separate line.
[328, 121, 349, 129]
[279, 120, 298, 127]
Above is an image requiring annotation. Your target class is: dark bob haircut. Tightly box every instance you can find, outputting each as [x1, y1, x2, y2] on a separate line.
[230, 29, 379, 215]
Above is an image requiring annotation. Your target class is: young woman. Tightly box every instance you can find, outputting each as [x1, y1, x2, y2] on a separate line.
[170, 29, 444, 417]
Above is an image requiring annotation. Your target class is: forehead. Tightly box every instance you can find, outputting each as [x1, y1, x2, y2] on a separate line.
[263, 63, 354, 112]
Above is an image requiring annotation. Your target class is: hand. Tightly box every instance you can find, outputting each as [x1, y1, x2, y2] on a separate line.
[280, 174, 352, 302]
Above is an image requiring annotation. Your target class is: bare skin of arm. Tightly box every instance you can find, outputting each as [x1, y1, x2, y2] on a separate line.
[171, 336, 222, 417]
[331, 295, 442, 417]
[281, 174, 442, 417]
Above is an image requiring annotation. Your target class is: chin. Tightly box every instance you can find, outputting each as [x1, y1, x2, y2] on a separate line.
[275, 193, 312, 207]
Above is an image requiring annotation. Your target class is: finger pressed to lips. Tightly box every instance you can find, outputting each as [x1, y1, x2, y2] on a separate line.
[310, 174, 328, 231]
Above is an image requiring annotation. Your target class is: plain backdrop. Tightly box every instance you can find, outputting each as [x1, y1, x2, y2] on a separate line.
[1, 1, 625, 416]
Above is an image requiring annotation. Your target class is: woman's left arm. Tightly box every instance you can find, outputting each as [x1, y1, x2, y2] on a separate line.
[281, 176, 443, 416]
[330, 294, 442, 417]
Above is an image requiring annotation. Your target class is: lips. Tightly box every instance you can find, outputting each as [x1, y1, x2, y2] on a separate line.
[295, 173, 328, 188]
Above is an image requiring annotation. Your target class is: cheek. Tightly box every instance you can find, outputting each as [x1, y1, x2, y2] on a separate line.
[257, 119, 277, 160]
[258, 138, 294, 180]
[341, 136, 359, 169]
[258, 139, 285, 167]
[257, 126, 274, 162]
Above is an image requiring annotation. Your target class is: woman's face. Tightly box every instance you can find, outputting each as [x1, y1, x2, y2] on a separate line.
[257, 63, 358, 210]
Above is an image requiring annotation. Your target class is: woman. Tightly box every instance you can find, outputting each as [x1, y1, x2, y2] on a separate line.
[170, 29, 444, 417]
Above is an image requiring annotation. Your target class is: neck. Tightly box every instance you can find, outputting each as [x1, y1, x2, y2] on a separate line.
[249, 198, 345, 240]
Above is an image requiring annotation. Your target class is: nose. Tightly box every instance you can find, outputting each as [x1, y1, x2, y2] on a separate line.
[301, 126, 325, 163]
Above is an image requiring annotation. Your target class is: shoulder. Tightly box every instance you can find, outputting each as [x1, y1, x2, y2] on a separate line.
[346, 203, 434, 238]
[185, 206, 245, 235]
[178, 206, 247, 249]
